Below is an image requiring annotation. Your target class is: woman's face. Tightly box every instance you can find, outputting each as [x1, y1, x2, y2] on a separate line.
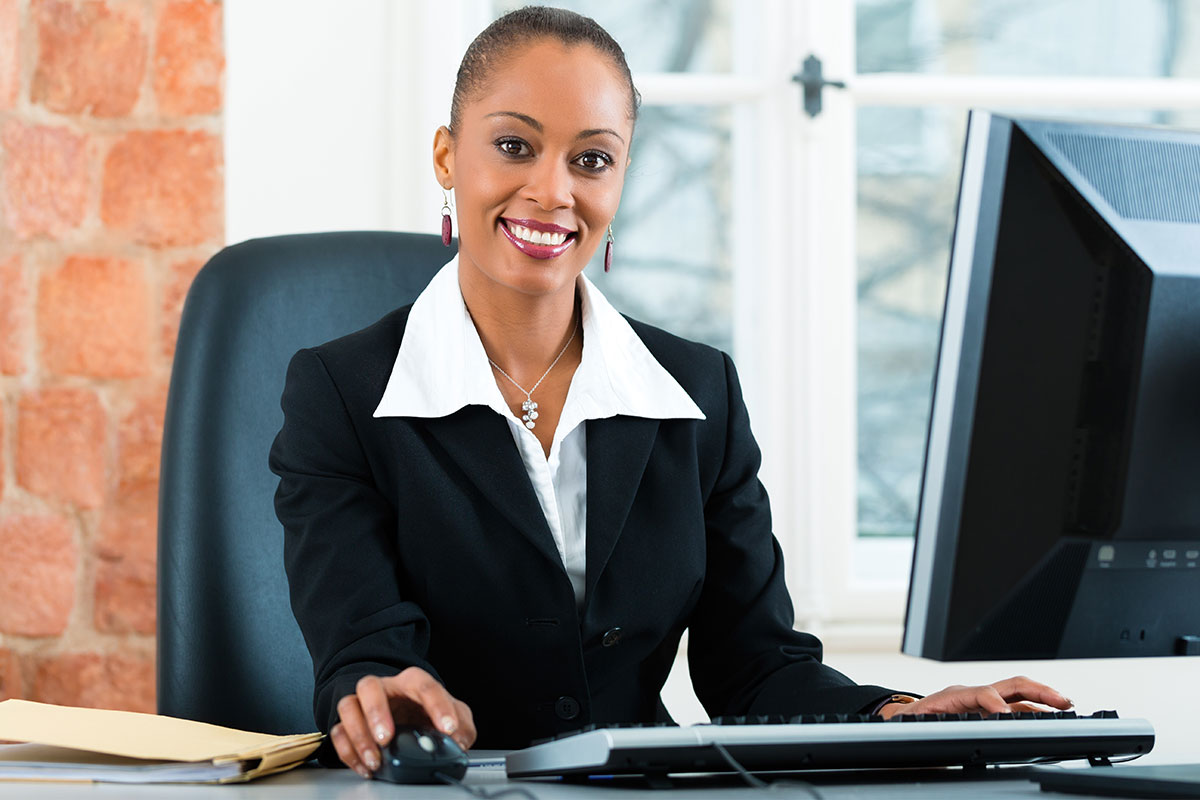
[434, 38, 633, 298]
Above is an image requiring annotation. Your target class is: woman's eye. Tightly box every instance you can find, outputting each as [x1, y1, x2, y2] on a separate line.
[575, 151, 613, 171]
[496, 139, 529, 157]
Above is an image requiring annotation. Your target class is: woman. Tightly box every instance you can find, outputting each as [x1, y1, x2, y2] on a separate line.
[269, 7, 1071, 779]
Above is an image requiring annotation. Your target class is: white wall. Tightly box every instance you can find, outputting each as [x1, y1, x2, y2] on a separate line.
[224, 0, 480, 245]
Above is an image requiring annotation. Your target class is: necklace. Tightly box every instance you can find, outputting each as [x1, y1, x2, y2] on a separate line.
[487, 319, 579, 430]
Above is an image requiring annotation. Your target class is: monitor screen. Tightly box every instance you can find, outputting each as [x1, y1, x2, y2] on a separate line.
[902, 112, 1200, 661]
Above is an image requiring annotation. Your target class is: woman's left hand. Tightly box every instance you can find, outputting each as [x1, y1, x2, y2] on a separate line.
[879, 676, 1073, 719]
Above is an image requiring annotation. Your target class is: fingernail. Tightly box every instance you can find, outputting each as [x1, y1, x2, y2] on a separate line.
[356, 766, 371, 779]
[375, 724, 389, 742]
[440, 715, 457, 734]
[364, 752, 380, 771]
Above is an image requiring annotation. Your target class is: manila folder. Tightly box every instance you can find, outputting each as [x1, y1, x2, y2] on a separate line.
[0, 699, 323, 784]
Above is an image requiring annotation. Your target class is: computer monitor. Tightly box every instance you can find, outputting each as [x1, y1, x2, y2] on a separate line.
[903, 111, 1200, 661]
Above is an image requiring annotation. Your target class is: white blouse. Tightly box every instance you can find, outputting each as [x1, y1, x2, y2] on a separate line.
[373, 257, 705, 606]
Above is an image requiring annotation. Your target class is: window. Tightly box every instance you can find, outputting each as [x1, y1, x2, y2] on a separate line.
[846, 0, 1200, 645]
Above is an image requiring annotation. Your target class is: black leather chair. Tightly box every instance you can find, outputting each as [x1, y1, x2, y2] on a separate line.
[158, 231, 452, 734]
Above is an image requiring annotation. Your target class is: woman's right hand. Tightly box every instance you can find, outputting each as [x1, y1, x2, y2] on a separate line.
[330, 666, 477, 778]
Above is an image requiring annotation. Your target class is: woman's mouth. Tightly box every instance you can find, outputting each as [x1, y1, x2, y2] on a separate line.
[499, 218, 577, 259]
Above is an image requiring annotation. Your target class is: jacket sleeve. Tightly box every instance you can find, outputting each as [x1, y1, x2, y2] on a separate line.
[687, 352, 896, 717]
[269, 347, 440, 738]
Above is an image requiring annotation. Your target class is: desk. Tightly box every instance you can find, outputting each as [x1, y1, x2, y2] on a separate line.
[0, 763, 1088, 799]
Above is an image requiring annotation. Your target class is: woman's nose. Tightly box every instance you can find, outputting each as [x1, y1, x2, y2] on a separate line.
[523, 157, 573, 210]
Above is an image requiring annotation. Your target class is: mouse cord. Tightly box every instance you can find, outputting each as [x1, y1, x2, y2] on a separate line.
[711, 742, 827, 800]
[436, 772, 541, 800]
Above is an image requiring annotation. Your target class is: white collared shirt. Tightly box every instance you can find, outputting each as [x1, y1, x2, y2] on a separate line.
[374, 256, 705, 606]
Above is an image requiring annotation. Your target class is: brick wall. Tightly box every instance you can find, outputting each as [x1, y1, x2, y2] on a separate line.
[0, 0, 223, 712]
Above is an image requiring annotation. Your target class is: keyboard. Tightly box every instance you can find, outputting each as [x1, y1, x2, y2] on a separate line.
[504, 711, 1155, 778]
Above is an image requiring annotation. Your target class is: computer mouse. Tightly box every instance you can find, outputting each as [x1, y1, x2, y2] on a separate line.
[373, 725, 469, 785]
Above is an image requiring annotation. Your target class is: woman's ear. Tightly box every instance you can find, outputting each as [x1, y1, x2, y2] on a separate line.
[433, 125, 455, 188]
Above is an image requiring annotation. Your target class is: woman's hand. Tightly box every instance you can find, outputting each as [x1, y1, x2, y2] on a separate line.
[330, 666, 477, 779]
[879, 676, 1073, 720]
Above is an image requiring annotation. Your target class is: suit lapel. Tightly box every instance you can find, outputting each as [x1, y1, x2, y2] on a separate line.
[420, 407, 562, 569]
[584, 416, 660, 605]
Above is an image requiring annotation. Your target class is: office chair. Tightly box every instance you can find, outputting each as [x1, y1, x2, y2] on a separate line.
[158, 231, 452, 734]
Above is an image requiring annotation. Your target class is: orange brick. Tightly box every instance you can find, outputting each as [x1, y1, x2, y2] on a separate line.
[1, 121, 89, 239]
[94, 561, 157, 635]
[0, 253, 27, 374]
[0, 0, 18, 110]
[0, 406, 5, 500]
[39, 255, 151, 378]
[0, 514, 77, 636]
[17, 387, 107, 508]
[101, 130, 222, 247]
[154, 1, 223, 116]
[33, 652, 155, 713]
[118, 384, 168, 485]
[95, 480, 157, 634]
[30, 0, 146, 116]
[97, 481, 157, 562]
[0, 648, 22, 700]
[162, 258, 204, 359]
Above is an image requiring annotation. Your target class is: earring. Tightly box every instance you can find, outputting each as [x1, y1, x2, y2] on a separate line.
[604, 224, 614, 272]
[441, 190, 453, 247]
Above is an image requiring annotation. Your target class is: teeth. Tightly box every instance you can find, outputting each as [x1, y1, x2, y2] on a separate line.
[508, 223, 568, 246]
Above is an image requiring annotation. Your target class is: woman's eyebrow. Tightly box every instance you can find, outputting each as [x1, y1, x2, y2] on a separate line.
[485, 111, 626, 145]
[578, 127, 626, 145]
[486, 110, 543, 130]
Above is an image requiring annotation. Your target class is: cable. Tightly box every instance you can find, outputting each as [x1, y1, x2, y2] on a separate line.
[711, 742, 827, 800]
[712, 741, 769, 788]
[436, 771, 541, 800]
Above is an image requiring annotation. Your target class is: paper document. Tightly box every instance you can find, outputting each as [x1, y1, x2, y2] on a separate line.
[0, 700, 324, 784]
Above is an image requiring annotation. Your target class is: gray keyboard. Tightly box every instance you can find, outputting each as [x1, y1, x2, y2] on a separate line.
[505, 711, 1155, 778]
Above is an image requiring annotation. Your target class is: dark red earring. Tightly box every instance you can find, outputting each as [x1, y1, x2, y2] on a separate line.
[441, 191, 453, 247]
[604, 224, 614, 272]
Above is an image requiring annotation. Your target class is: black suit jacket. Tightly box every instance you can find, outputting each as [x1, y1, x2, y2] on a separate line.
[269, 305, 894, 749]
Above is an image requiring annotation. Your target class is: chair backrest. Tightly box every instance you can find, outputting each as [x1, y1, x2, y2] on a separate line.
[158, 231, 451, 734]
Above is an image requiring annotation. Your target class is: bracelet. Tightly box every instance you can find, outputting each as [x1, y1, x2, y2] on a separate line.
[872, 694, 920, 716]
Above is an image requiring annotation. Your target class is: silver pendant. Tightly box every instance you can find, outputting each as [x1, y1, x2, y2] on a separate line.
[521, 399, 539, 429]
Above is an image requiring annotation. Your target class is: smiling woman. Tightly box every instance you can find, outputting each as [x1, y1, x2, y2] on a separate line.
[432, 34, 635, 455]
[267, 5, 1072, 781]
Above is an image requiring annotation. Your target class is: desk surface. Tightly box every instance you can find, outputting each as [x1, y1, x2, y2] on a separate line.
[0, 762, 1109, 799]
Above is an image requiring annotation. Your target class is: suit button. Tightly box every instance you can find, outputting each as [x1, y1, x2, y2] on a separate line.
[555, 696, 580, 720]
[602, 627, 623, 647]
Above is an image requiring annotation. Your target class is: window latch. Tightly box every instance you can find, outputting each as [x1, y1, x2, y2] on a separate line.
[791, 54, 847, 118]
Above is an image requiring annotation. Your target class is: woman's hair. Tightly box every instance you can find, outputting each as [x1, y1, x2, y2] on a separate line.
[450, 6, 641, 134]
